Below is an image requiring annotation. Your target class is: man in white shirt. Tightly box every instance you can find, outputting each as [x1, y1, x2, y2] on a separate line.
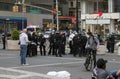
[19, 29, 29, 65]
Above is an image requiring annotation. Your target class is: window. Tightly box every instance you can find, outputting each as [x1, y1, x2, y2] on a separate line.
[70, 2, 73, 7]
[78, 2, 80, 9]
[69, 11, 74, 16]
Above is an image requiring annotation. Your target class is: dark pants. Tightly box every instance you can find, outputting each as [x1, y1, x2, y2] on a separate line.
[86, 48, 97, 67]
[31, 44, 37, 56]
[2, 40, 5, 49]
[48, 43, 55, 55]
[61, 44, 66, 55]
[58, 44, 62, 57]
[54, 45, 59, 57]
[72, 45, 79, 57]
[107, 43, 110, 52]
[69, 41, 73, 54]
[80, 46, 86, 56]
[40, 45, 46, 56]
[110, 43, 115, 53]
[27, 44, 32, 57]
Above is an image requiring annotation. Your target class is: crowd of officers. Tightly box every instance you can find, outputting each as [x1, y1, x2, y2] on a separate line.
[26, 30, 66, 57]
[26, 30, 90, 58]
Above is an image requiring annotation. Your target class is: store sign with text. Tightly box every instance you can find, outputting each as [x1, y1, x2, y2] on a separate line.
[81, 13, 120, 20]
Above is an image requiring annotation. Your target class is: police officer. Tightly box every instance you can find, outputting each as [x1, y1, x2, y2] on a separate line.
[2, 32, 5, 49]
[31, 32, 37, 56]
[109, 35, 115, 53]
[72, 34, 80, 57]
[79, 33, 87, 57]
[54, 31, 62, 57]
[48, 33, 55, 55]
[38, 34, 46, 56]
[68, 32, 75, 54]
[106, 36, 111, 53]
[60, 32, 66, 55]
[27, 31, 33, 57]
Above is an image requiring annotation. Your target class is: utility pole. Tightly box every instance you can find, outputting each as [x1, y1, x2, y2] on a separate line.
[56, 0, 59, 31]
[76, 0, 79, 32]
[97, 0, 99, 12]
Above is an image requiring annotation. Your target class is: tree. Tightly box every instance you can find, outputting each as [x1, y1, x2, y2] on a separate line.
[11, 29, 19, 40]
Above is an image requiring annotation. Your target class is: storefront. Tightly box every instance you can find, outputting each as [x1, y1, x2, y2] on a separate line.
[81, 13, 120, 37]
[0, 17, 27, 34]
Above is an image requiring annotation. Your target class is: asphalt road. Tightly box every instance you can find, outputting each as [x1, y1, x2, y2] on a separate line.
[0, 48, 120, 79]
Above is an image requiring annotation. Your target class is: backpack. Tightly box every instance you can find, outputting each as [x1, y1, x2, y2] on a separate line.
[92, 36, 98, 45]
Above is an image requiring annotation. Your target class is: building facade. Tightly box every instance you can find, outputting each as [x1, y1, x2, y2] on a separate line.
[0, 0, 70, 34]
[68, 0, 120, 35]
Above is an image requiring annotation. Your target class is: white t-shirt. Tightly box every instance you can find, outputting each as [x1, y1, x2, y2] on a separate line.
[19, 33, 29, 45]
[68, 33, 75, 42]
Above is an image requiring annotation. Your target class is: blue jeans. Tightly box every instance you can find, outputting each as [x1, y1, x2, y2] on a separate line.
[20, 45, 27, 64]
[110, 70, 120, 79]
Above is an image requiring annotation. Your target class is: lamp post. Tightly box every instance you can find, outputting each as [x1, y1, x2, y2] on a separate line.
[76, 0, 79, 32]
[97, 0, 99, 12]
[56, 0, 59, 31]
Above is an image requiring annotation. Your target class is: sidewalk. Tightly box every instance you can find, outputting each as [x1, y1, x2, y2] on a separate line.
[97, 45, 118, 55]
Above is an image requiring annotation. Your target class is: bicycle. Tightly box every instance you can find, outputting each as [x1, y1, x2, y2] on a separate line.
[84, 48, 94, 71]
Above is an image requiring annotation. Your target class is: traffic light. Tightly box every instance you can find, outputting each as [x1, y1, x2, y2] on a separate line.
[46, 22, 50, 28]
[22, 5, 26, 12]
[51, 8, 57, 15]
[13, 5, 18, 12]
[53, 24, 56, 28]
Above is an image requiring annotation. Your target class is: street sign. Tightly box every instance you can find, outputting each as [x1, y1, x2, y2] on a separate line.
[58, 11, 62, 16]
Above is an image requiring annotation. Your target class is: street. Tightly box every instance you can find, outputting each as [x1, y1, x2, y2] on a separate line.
[0, 47, 120, 79]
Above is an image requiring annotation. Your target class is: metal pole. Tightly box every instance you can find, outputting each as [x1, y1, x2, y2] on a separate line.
[97, 0, 99, 12]
[51, 0, 55, 32]
[56, 0, 59, 31]
[76, 0, 79, 32]
[16, 3, 52, 12]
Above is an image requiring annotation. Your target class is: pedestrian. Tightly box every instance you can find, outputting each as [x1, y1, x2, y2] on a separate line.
[79, 33, 87, 57]
[72, 34, 81, 57]
[1, 32, 6, 49]
[106, 36, 111, 53]
[54, 31, 62, 57]
[38, 34, 46, 56]
[92, 58, 111, 79]
[68, 32, 75, 54]
[31, 32, 37, 56]
[27, 30, 32, 57]
[109, 35, 115, 53]
[48, 33, 55, 55]
[85, 32, 99, 67]
[60, 32, 66, 55]
[19, 29, 30, 65]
